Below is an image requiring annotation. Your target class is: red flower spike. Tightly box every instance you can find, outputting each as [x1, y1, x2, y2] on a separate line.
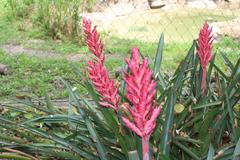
[82, 17, 104, 62]
[197, 21, 213, 96]
[122, 48, 161, 160]
[83, 17, 120, 111]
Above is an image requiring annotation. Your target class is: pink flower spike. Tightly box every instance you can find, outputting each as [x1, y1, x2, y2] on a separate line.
[82, 17, 120, 112]
[122, 48, 161, 160]
[122, 117, 143, 137]
[82, 17, 104, 62]
[197, 21, 213, 96]
[87, 60, 120, 111]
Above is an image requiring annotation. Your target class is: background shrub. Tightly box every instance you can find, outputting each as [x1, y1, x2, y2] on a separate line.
[5, 0, 96, 40]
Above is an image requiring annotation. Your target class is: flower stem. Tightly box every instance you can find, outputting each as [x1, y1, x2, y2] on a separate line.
[142, 137, 150, 160]
[201, 67, 207, 96]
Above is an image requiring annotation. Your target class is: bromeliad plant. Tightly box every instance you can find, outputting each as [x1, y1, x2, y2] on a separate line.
[83, 17, 161, 160]
[1, 18, 239, 160]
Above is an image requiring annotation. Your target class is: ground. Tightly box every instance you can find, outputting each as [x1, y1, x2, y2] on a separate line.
[0, 1, 239, 100]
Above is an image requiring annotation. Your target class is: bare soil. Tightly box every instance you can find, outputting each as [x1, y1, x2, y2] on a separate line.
[0, 42, 122, 62]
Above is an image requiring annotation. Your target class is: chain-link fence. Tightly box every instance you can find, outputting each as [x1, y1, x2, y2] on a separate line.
[85, 0, 240, 58]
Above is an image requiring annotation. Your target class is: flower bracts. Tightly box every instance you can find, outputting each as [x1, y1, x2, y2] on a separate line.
[197, 21, 213, 96]
[82, 17, 120, 111]
[122, 48, 161, 140]
[122, 48, 161, 160]
[82, 17, 104, 62]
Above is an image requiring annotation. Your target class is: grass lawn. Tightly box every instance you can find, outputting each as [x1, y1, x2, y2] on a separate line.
[0, 51, 76, 98]
[0, 2, 239, 99]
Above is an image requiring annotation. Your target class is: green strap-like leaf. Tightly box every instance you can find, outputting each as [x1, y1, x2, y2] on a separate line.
[158, 87, 176, 157]
[15, 98, 52, 114]
[220, 51, 234, 70]
[207, 143, 215, 160]
[0, 154, 32, 160]
[63, 80, 108, 160]
[173, 41, 195, 90]
[173, 136, 202, 144]
[233, 138, 240, 160]
[230, 58, 240, 80]
[21, 125, 96, 159]
[192, 101, 222, 110]
[173, 140, 200, 160]
[153, 33, 164, 76]
[128, 150, 140, 160]
[223, 82, 238, 142]
[212, 63, 229, 80]
[45, 94, 62, 114]
[71, 64, 100, 103]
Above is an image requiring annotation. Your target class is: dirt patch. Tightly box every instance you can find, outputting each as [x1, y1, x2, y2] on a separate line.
[1, 99, 70, 109]
[66, 53, 91, 62]
[0, 43, 92, 62]
[0, 42, 123, 62]
[1, 43, 58, 59]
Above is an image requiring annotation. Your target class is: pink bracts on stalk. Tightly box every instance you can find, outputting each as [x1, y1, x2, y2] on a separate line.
[88, 61, 120, 111]
[82, 17, 104, 62]
[82, 17, 120, 111]
[122, 48, 161, 160]
[197, 21, 213, 96]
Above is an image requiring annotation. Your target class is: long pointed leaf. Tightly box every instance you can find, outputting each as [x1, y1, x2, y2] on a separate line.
[233, 138, 240, 160]
[207, 143, 215, 160]
[153, 33, 164, 76]
[63, 80, 108, 160]
[158, 87, 176, 157]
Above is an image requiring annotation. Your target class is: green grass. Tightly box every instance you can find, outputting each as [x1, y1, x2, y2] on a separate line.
[104, 35, 191, 71]
[0, 51, 77, 99]
[0, 49, 125, 99]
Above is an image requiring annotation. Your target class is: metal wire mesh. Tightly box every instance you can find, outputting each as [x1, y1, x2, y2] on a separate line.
[85, 0, 240, 57]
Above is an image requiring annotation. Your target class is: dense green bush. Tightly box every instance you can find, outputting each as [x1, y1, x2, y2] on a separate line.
[0, 21, 240, 159]
[6, 0, 34, 18]
[4, 0, 97, 40]
[35, 0, 82, 40]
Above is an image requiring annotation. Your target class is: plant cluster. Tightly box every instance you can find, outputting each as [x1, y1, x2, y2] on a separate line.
[5, 0, 34, 18]
[35, 0, 81, 40]
[0, 18, 240, 159]
[5, 0, 97, 40]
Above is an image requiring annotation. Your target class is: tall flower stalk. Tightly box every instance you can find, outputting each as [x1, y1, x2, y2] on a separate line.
[82, 17, 120, 111]
[197, 22, 213, 96]
[83, 18, 161, 159]
[122, 48, 161, 160]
